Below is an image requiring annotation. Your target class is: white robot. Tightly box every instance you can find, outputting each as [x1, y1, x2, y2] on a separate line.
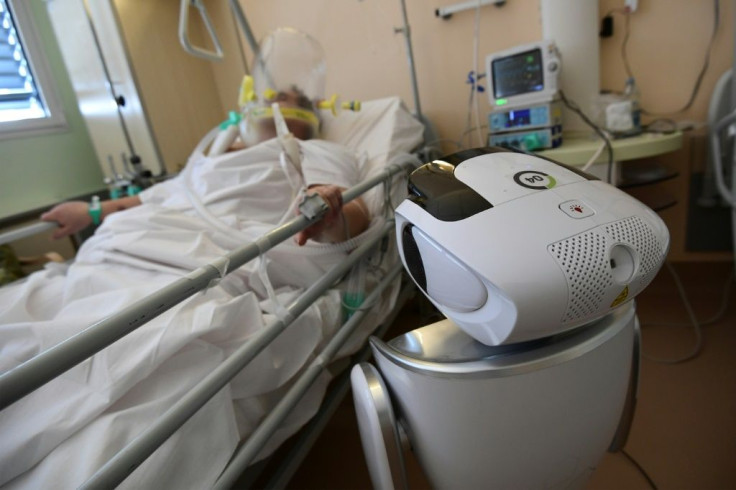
[351, 147, 669, 489]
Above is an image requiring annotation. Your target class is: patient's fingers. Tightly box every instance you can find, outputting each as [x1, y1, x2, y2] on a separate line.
[295, 222, 324, 246]
[295, 185, 346, 246]
[295, 229, 310, 246]
[310, 185, 342, 218]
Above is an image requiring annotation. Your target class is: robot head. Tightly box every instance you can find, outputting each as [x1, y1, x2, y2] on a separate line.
[396, 147, 670, 346]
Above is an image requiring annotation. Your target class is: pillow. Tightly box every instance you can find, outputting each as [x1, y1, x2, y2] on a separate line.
[322, 96, 424, 161]
[321, 97, 425, 218]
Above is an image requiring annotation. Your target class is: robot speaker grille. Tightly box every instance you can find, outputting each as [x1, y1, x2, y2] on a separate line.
[549, 216, 664, 324]
[549, 230, 614, 323]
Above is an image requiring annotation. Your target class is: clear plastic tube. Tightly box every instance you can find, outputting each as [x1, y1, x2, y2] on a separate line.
[343, 259, 366, 321]
[209, 124, 240, 156]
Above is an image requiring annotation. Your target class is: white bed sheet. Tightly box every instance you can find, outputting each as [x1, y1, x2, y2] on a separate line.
[0, 97, 424, 489]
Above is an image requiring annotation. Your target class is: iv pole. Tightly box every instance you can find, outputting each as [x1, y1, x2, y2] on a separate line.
[394, 0, 442, 160]
[394, 0, 423, 122]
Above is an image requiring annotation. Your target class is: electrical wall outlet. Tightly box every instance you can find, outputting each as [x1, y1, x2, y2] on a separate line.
[600, 15, 614, 37]
[625, 0, 638, 12]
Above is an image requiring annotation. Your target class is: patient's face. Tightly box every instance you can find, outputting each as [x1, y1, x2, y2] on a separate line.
[254, 89, 317, 142]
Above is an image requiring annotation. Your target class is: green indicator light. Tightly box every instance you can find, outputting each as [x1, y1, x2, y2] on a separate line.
[496, 99, 508, 106]
[527, 55, 534, 62]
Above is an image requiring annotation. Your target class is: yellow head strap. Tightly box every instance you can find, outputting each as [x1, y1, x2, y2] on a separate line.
[238, 76, 256, 107]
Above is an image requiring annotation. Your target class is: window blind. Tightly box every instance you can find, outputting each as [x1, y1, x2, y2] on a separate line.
[0, 0, 46, 122]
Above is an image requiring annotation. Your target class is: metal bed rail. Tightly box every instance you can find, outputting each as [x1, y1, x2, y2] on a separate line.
[0, 221, 57, 247]
[84, 229, 399, 489]
[214, 262, 403, 489]
[0, 159, 413, 411]
[250, 280, 415, 489]
[0, 157, 417, 488]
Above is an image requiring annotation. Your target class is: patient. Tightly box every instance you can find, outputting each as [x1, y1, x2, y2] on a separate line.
[41, 87, 370, 247]
[0, 29, 384, 490]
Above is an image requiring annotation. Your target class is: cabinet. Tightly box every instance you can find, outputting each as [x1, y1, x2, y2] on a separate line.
[537, 131, 720, 261]
[619, 160, 679, 212]
[537, 132, 682, 207]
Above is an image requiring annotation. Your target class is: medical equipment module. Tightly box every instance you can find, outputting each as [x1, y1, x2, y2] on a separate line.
[488, 99, 562, 132]
[487, 125, 562, 151]
[486, 40, 563, 151]
[351, 146, 669, 489]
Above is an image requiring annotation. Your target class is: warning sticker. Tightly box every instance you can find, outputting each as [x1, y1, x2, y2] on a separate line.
[610, 286, 630, 308]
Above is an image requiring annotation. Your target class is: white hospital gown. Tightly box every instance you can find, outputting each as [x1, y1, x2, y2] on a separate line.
[0, 138, 364, 489]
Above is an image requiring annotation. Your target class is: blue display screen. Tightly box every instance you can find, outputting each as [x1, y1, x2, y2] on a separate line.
[506, 108, 531, 128]
[492, 48, 544, 99]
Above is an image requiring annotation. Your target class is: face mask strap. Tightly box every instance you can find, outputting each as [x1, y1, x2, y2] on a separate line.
[249, 106, 320, 135]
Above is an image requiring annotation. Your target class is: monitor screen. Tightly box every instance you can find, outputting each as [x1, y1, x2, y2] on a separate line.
[492, 48, 544, 99]
[505, 108, 531, 128]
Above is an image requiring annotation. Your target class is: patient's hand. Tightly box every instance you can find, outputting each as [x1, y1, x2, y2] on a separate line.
[41, 201, 92, 240]
[296, 185, 371, 246]
[296, 185, 344, 246]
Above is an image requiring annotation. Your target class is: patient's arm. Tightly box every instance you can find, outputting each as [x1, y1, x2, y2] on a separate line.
[295, 185, 370, 246]
[41, 195, 142, 240]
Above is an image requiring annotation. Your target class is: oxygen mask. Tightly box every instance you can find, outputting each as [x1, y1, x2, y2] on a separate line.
[238, 28, 361, 146]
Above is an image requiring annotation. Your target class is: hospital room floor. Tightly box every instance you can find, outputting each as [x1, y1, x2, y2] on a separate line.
[284, 261, 736, 490]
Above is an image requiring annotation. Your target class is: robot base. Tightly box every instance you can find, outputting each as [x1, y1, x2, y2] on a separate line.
[351, 301, 639, 490]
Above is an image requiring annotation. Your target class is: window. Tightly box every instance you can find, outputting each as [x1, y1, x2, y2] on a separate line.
[0, 0, 65, 138]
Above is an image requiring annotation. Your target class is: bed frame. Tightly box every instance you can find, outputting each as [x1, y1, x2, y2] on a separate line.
[0, 157, 419, 489]
[0, 1, 443, 483]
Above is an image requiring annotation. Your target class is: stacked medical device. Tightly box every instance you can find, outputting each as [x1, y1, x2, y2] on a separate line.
[486, 40, 563, 151]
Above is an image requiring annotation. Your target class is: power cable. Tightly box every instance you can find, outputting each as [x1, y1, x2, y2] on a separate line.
[472, 0, 483, 147]
[642, 262, 704, 364]
[643, 270, 733, 328]
[620, 449, 658, 490]
[558, 90, 615, 183]
[620, 8, 634, 80]
[613, 1, 721, 116]
[582, 140, 607, 172]
[461, 1, 485, 149]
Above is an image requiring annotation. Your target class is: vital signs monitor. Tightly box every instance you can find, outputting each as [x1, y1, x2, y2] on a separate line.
[486, 40, 560, 108]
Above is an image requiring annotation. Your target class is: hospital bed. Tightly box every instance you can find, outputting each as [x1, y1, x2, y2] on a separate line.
[0, 96, 427, 489]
